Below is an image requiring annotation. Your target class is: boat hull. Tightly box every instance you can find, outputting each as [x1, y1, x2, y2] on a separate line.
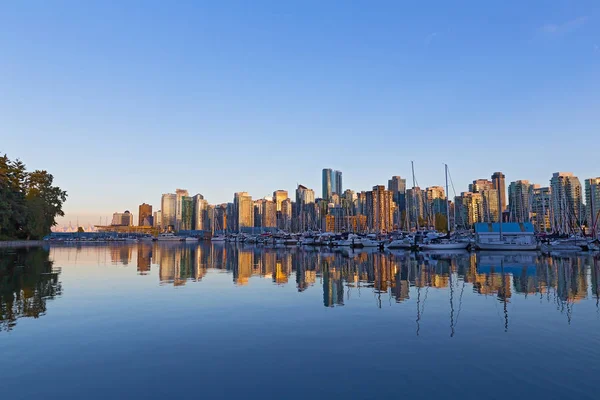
[421, 242, 469, 250]
[477, 243, 538, 251]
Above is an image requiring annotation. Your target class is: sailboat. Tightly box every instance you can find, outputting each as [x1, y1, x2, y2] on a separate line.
[421, 164, 469, 251]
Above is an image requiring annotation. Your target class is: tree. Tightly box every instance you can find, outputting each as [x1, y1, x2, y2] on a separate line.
[434, 213, 448, 233]
[0, 153, 67, 240]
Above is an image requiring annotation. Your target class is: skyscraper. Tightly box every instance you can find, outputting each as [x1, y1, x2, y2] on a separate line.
[492, 172, 507, 212]
[550, 172, 583, 233]
[366, 185, 394, 232]
[334, 170, 343, 195]
[322, 168, 333, 200]
[180, 196, 194, 231]
[531, 186, 551, 232]
[234, 192, 254, 232]
[508, 180, 533, 223]
[111, 210, 133, 226]
[585, 177, 600, 234]
[161, 193, 177, 229]
[261, 199, 277, 228]
[153, 210, 162, 229]
[295, 184, 316, 232]
[193, 194, 208, 231]
[469, 179, 499, 222]
[138, 203, 153, 226]
[273, 190, 288, 212]
[175, 188, 189, 230]
[388, 176, 407, 209]
[406, 187, 425, 228]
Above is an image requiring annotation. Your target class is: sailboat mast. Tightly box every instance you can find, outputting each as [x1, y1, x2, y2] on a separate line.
[411, 161, 418, 231]
[445, 164, 450, 235]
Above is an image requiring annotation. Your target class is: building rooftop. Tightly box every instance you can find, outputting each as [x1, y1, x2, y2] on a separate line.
[474, 222, 534, 233]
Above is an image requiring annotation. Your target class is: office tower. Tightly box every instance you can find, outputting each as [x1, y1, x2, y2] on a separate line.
[334, 170, 343, 195]
[254, 199, 264, 228]
[214, 204, 228, 232]
[406, 187, 425, 228]
[180, 196, 194, 231]
[111, 210, 133, 226]
[280, 198, 292, 231]
[585, 178, 600, 234]
[234, 192, 254, 232]
[330, 193, 340, 206]
[388, 176, 407, 210]
[161, 193, 177, 229]
[322, 168, 333, 200]
[193, 194, 208, 231]
[153, 211, 162, 229]
[492, 172, 507, 211]
[175, 188, 189, 230]
[531, 186, 551, 232]
[295, 184, 316, 232]
[138, 203, 152, 226]
[425, 186, 446, 219]
[454, 192, 483, 228]
[469, 180, 499, 222]
[261, 199, 277, 228]
[469, 179, 494, 193]
[550, 172, 583, 233]
[273, 190, 288, 212]
[366, 185, 394, 232]
[508, 180, 534, 223]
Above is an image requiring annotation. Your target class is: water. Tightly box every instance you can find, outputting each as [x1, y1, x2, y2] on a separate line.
[1, 243, 600, 399]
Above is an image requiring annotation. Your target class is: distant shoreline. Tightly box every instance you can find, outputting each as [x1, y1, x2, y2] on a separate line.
[0, 240, 45, 248]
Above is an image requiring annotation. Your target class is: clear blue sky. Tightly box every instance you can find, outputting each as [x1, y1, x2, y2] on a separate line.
[1, 1, 598, 225]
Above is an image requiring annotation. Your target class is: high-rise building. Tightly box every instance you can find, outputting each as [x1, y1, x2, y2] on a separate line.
[161, 193, 177, 229]
[425, 186, 446, 221]
[406, 187, 425, 228]
[261, 199, 277, 228]
[111, 210, 133, 226]
[322, 168, 333, 200]
[334, 170, 343, 195]
[469, 180, 499, 222]
[234, 192, 254, 232]
[455, 192, 483, 228]
[585, 177, 600, 234]
[366, 185, 394, 232]
[214, 204, 227, 232]
[531, 186, 551, 232]
[180, 196, 194, 231]
[492, 172, 507, 212]
[153, 210, 162, 229]
[273, 190, 288, 212]
[138, 203, 152, 226]
[193, 194, 208, 231]
[508, 180, 534, 223]
[280, 198, 292, 231]
[550, 172, 583, 233]
[295, 185, 315, 232]
[175, 188, 189, 230]
[388, 176, 407, 210]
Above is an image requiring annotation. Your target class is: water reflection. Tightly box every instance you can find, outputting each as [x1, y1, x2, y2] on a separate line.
[3, 243, 600, 335]
[0, 247, 61, 332]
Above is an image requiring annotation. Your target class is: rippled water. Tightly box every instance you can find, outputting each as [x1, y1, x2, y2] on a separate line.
[2, 243, 600, 399]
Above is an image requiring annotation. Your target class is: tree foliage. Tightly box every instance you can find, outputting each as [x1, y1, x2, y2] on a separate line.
[0, 153, 67, 240]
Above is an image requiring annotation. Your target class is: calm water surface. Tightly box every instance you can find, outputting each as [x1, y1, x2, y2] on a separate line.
[2, 243, 600, 399]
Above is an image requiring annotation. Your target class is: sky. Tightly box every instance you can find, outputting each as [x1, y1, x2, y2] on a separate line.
[1, 0, 599, 226]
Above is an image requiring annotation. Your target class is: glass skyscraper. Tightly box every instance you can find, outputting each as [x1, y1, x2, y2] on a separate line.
[322, 168, 342, 200]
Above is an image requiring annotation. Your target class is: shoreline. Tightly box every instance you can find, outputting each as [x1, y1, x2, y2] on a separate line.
[0, 240, 45, 248]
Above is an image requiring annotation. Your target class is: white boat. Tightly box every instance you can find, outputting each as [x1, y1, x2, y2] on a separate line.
[211, 235, 226, 242]
[185, 237, 197, 242]
[157, 233, 181, 241]
[336, 234, 361, 247]
[477, 236, 539, 251]
[360, 237, 380, 247]
[385, 239, 413, 249]
[421, 239, 469, 250]
[124, 237, 138, 243]
[541, 239, 582, 252]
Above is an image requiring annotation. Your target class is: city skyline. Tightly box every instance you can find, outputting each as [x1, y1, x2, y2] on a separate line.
[2, 1, 598, 226]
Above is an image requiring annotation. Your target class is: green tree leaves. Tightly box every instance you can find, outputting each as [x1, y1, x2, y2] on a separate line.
[0, 153, 67, 240]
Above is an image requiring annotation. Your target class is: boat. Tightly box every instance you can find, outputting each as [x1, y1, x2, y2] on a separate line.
[211, 235, 226, 242]
[385, 238, 413, 249]
[184, 237, 197, 242]
[360, 235, 381, 248]
[157, 233, 181, 241]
